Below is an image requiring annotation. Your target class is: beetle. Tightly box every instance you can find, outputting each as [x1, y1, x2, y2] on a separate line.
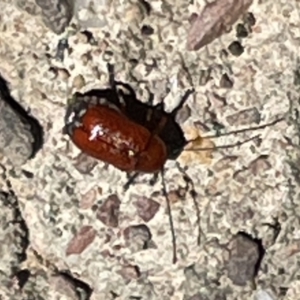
[64, 65, 193, 176]
[63, 65, 195, 263]
[63, 64, 283, 264]
[64, 96, 170, 173]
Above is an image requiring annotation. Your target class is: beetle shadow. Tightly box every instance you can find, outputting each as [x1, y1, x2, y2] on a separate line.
[0, 74, 44, 160]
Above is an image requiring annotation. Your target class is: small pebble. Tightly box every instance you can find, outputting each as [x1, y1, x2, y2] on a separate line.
[123, 224, 153, 252]
[118, 264, 141, 282]
[134, 196, 160, 222]
[228, 41, 244, 56]
[165, 44, 173, 53]
[57, 68, 70, 80]
[103, 50, 114, 62]
[0, 76, 42, 166]
[76, 32, 89, 44]
[244, 12, 256, 27]
[35, 0, 73, 34]
[219, 73, 234, 88]
[91, 67, 101, 79]
[81, 53, 89, 65]
[236, 23, 248, 38]
[72, 75, 86, 90]
[141, 24, 154, 35]
[226, 107, 261, 126]
[55, 38, 69, 61]
[198, 69, 212, 85]
[226, 232, 263, 286]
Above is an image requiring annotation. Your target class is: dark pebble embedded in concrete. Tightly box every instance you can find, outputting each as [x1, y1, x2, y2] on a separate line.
[228, 41, 244, 56]
[141, 24, 154, 35]
[226, 233, 263, 286]
[243, 12, 256, 27]
[236, 23, 249, 38]
[123, 224, 154, 252]
[219, 73, 234, 88]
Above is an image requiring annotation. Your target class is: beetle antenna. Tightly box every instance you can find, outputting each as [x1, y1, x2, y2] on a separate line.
[200, 117, 284, 139]
[171, 89, 195, 117]
[185, 117, 284, 152]
[161, 169, 177, 264]
[185, 134, 260, 152]
[176, 162, 202, 246]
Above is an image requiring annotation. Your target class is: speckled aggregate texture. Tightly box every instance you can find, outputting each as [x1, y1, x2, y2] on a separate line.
[0, 190, 29, 300]
[1, 0, 300, 299]
[0, 79, 34, 167]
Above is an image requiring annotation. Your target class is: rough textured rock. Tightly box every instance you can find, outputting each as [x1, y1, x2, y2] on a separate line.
[0, 188, 29, 299]
[15, 0, 109, 34]
[187, 0, 254, 51]
[0, 76, 42, 167]
[1, 0, 300, 299]
[225, 233, 263, 286]
[35, 0, 74, 34]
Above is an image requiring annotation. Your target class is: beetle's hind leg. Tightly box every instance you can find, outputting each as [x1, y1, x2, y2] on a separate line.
[124, 172, 140, 191]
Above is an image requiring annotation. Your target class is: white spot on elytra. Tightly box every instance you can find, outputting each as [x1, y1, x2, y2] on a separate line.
[67, 111, 75, 125]
[89, 124, 105, 141]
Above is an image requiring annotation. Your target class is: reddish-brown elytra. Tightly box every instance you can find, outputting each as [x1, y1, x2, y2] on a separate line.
[64, 99, 169, 173]
[64, 64, 283, 264]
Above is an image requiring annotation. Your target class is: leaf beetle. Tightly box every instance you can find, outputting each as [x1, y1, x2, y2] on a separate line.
[64, 64, 193, 176]
[63, 64, 283, 263]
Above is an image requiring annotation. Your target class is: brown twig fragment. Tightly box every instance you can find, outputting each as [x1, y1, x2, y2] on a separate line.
[187, 0, 254, 51]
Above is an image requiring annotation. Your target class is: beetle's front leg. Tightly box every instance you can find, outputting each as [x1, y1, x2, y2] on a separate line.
[107, 63, 116, 89]
[170, 89, 194, 117]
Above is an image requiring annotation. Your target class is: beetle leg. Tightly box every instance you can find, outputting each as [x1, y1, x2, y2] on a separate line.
[124, 172, 140, 191]
[161, 169, 177, 264]
[106, 63, 136, 100]
[153, 102, 165, 111]
[176, 162, 202, 246]
[145, 86, 165, 110]
[114, 82, 137, 102]
[170, 89, 194, 117]
[149, 172, 159, 186]
[106, 63, 128, 111]
[107, 63, 116, 90]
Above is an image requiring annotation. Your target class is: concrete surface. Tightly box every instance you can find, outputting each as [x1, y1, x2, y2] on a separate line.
[0, 0, 299, 299]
